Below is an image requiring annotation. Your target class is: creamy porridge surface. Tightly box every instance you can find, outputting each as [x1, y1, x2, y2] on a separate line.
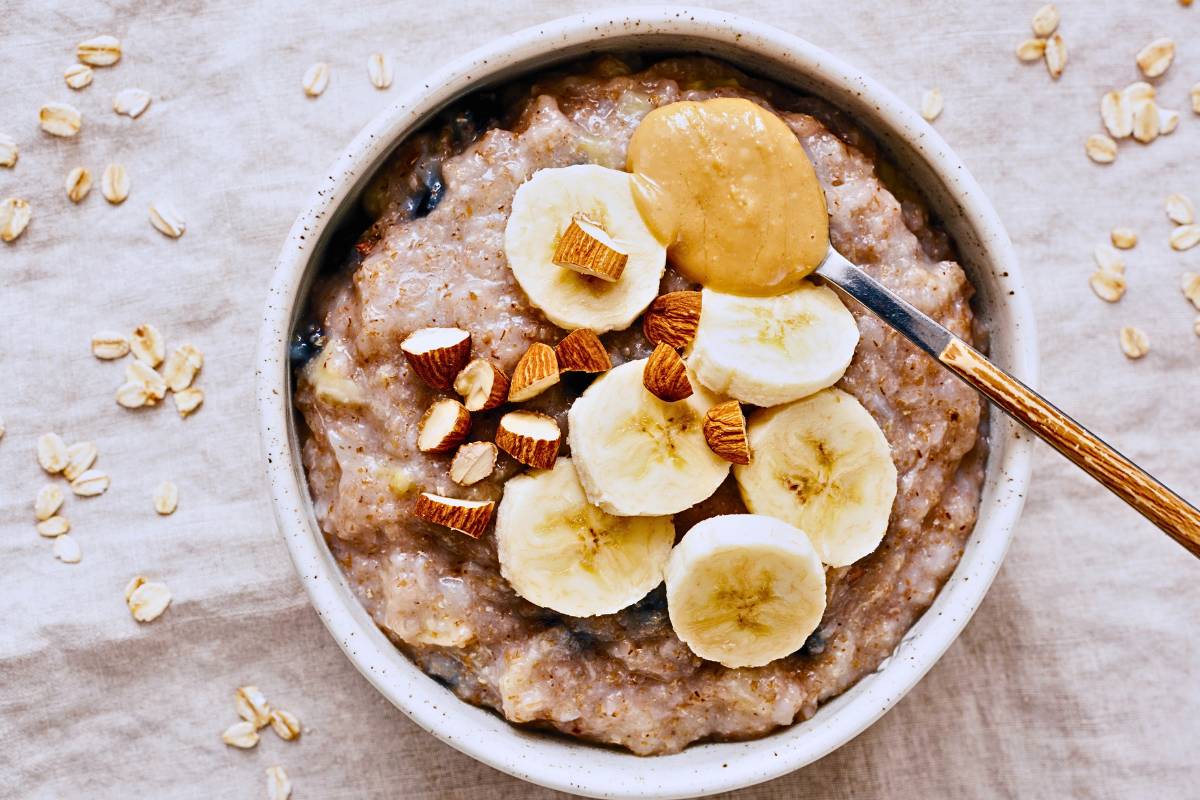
[295, 56, 985, 755]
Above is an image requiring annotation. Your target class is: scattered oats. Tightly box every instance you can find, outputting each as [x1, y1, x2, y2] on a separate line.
[1031, 4, 1059, 36]
[37, 433, 69, 474]
[148, 202, 186, 238]
[38, 102, 82, 137]
[1044, 33, 1067, 79]
[1170, 224, 1200, 251]
[302, 62, 330, 97]
[113, 88, 152, 119]
[236, 686, 273, 729]
[126, 578, 172, 622]
[65, 167, 92, 203]
[1093, 244, 1125, 274]
[124, 575, 146, 602]
[1016, 38, 1047, 61]
[1, 198, 32, 242]
[53, 535, 81, 563]
[76, 35, 121, 67]
[0, 134, 16, 168]
[269, 709, 301, 741]
[162, 344, 203, 391]
[1123, 81, 1155, 105]
[368, 52, 394, 89]
[1089, 270, 1126, 302]
[1159, 107, 1179, 135]
[71, 469, 111, 497]
[1194, 316, 1200, 337]
[35, 484, 66, 521]
[127, 360, 167, 401]
[36, 515, 70, 538]
[1131, 99, 1159, 143]
[1100, 90, 1133, 139]
[101, 163, 130, 204]
[116, 380, 150, 408]
[130, 324, 165, 367]
[919, 88, 943, 122]
[266, 766, 292, 800]
[1166, 194, 1195, 226]
[91, 331, 130, 359]
[153, 480, 179, 515]
[1110, 227, 1137, 249]
[1119, 326, 1150, 359]
[64, 63, 93, 90]
[1135, 38, 1175, 79]
[222, 721, 260, 749]
[1192, 83, 1200, 114]
[1084, 134, 1117, 164]
[1181, 272, 1200, 310]
[0, 416, 5, 440]
[63, 441, 98, 482]
[173, 387, 204, 417]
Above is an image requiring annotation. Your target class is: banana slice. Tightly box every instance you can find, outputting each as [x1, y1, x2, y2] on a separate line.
[568, 358, 730, 516]
[688, 282, 860, 407]
[495, 459, 675, 617]
[504, 165, 666, 333]
[665, 514, 826, 668]
[734, 388, 897, 567]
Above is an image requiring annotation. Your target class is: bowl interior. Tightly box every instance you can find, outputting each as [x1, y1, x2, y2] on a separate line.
[259, 10, 1035, 800]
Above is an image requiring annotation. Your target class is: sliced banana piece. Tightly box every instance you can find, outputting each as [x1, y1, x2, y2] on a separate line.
[504, 165, 666, 333]
[689, 282, 859, 407]
[665, 514, 826, 668]
[495, 459, 675, 617]
[568, 358, 729, 516]
[734, 388, 897, 567]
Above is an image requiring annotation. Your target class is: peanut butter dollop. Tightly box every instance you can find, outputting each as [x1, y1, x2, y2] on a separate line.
[627, 97, 829, 296]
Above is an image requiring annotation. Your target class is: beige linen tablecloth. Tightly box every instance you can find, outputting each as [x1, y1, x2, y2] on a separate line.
[2, 1, 1198, 797]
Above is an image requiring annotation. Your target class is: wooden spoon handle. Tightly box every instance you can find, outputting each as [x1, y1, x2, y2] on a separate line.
[939, 337, 1200, 557]
[816, 248, 1200, 559]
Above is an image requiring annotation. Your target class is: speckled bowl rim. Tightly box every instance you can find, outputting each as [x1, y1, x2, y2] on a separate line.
[256, 7, 1037, 798]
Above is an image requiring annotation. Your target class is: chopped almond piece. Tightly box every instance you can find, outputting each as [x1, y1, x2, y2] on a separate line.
[555, 329, 611, 373]
[703, 401, 751, 465]
[453, 358, 509, 411]
[643, 344, 693, 402]
[552, 216, 628, 282]
[401, 327, 471, 390]
[449, 441, 498, 486]
[642, 291, 702, 349]
[412, 492, 494, 538]
[495, 410, 560, 469]
[508, 342, 559, 402]
[416, 398, 471, 453]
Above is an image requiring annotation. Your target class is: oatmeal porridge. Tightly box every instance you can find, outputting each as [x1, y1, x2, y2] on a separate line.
[294, 55, 985, 755]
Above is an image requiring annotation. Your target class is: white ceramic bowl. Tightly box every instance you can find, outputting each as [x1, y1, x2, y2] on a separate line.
[257, 7, 1036, 798]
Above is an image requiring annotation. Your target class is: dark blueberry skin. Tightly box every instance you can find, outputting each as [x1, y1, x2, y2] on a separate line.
[799, 630, 826, 657]
[289, 322, 327, 367]
[416, 168, 444, 216]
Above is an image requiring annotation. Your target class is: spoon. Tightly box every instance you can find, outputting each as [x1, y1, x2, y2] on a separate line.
[815, 248, 1200, 559]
